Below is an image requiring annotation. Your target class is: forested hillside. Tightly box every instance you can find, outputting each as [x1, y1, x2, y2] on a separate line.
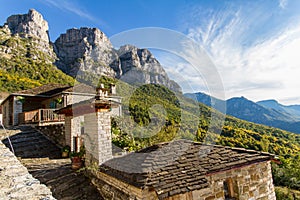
[110, 81, 300, 198]
[0, 26, 74, 92]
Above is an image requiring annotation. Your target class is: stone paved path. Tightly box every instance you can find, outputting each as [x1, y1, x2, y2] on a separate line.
[1, 126, 103, 200]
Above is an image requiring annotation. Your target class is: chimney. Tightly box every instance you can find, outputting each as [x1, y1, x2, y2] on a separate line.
[110, 84, 116, 95]
[96, 84, 108, 99]
[84, 105, 112, 166]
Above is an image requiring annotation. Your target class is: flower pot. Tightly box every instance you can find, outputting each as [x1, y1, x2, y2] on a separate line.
[71, 157, 83, 170]
[62, 151, 69, 158]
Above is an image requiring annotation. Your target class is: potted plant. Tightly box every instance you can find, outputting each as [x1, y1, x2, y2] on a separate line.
[61, 145, 71, 158]
[54, 97, 63, 104]
[16, 96, 25, 104]
[70, 146, 85, 170]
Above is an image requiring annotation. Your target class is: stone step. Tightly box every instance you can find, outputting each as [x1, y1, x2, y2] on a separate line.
[22, 158, 70, 166]
[2, 129, 62, 159]
[11, 139, 58, 150]
[13, 147, 61, 159]
[4, 132, 49, 143]
[1, 126, 103, 199]
[6, 151, 61, 160]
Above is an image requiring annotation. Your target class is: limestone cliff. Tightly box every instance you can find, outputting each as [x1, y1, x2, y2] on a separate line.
[54, 29, 180, 91]
[3, 9, 181, 92]
[0, 10, 74, 92]
[117, 45, 181, 92]
[4, 9, 55, 63]
[54, 27, 120, 78]
[6, 9, 50, 42]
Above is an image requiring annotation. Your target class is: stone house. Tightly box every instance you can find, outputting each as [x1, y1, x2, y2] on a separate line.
[1, 83, 121, 127]
[95, 140, 276, 200]
[57, 92, 277, 200]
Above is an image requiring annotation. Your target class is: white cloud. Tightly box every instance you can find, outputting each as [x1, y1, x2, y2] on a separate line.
[279, 0, 288, 9]
[181, 3, 300, 104]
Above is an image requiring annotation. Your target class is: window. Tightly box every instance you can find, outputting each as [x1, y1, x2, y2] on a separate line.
[224, 178, 236, 200]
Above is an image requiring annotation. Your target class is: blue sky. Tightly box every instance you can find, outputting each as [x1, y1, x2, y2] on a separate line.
[1, 0, 300, 104]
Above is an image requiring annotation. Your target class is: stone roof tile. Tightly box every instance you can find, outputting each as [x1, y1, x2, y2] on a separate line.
[13, 83, 71, 96]
[100, 139, 275, 199]
[11, 83, 96, 97]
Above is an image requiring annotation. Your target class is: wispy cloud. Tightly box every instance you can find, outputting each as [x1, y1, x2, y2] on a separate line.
[40, 0, 108, 27]
[176, 2, 300, 104]
[279, 0, 288, 9]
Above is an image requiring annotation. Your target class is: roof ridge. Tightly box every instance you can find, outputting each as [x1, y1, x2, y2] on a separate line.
[14, 83, 71, 93]
[136, 139, 275, 159]
[202, 143, 276, 157]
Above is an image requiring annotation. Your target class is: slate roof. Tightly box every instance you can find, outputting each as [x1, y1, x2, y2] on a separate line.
[13, 83, 71, 97]
[1, 83, 96, 102]
[100, 139, 275, 199]
[64, 83, 96, 94]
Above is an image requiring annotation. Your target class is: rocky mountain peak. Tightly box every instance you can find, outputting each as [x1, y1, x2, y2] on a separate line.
[6, 9, 49, 42]
[117, 44, 163, 75]
[54, 29, 180, 91]
[2, 9, 180, 92]
[117, 45, 180, 92]
[55, 27, 111, 48]
[54, 27, 118, 77]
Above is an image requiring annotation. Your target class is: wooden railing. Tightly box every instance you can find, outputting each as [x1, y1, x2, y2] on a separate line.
[18, 109, 65, 125]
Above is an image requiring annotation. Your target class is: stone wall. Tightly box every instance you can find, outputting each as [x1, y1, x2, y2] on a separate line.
[64, 116, 84, 151]
[84, 111, 112, 166]
[90, 161, 275, 200]
[36, 124, 65, 148]
[2, 99, 10, 126]
[0, 140, 55, 199]
[190, 161, 276, 200]
[13, 96, 22, 126]
[66, 93, 94, 106]
[90, 170, 157, 200]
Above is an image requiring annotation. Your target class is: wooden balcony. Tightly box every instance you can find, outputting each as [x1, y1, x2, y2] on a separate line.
[18, 109, 65, 125]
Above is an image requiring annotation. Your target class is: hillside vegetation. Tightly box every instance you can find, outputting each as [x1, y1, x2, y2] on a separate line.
[0, 26, 74, 92]
[109, 80, 300, 196]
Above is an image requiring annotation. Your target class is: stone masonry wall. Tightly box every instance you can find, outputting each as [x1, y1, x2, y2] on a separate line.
[90, 170, 157, 200]
[64, 116, 84, 151]
[84, 111, 112, 166]
[36, 124, 65, 148]
[13, 97, 22, 126]
[2, 100, 10, 127]
[90, 161, 275, 200]
[66, 93, 94, 106]
[191, 161, 276, 200]
[0, 140, 55, 199]
[64, 116, 72, 148]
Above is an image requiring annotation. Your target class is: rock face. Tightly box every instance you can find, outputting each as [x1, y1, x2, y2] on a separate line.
[54, 27, 119, 78]
[117, 45, 181, 92]
[4, 9, 181, 92]
[54, 28, 180, 91]
[6, 9, 50, 42]
[4, 9, 56, 63]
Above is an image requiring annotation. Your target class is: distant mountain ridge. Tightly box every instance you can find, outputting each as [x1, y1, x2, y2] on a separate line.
[257, 99, 300, 120]
[185, 92, 300, 134]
